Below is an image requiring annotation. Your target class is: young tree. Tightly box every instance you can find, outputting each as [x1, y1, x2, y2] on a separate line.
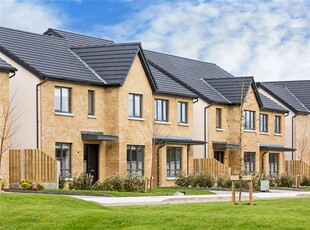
[297, 125, 310, 163]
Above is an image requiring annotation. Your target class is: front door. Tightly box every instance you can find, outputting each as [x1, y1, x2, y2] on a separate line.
[84, 144, 99, 182]
[214, 151, 224, 164]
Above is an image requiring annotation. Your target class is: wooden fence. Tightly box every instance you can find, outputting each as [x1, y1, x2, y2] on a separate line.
[193, 158, 229, 177]
[286, 160, 310, 178]
[9, 149, 57, 183]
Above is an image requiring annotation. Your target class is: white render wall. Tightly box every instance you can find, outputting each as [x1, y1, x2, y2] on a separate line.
[0, 53, 40, 149]
[258, 88, 295, 161]
[193, 99, 209, 158]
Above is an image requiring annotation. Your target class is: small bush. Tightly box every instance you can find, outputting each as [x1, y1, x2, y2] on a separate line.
[70, 173, 94, 190]
[217, 175, 232, 188]
[278, 174, 294, 187]
[20, 180, 32, 190]
[104, 173, 123, 191]
[123, 173, 145, 192]
[175, 172, 192, 187]
[300, 177, 310, 187]
[176, 172, 216, 188]
[37, 183, 44, 190]
[58, 175, 66, 189]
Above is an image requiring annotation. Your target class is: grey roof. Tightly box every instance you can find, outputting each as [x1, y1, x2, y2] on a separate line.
[154, 136, 205, 145]
[257, 81, 310, 114]
[0, 26, 105, 85]
[81, 131, 118, 141]
[259, 93, 288, 113]
[204, 77, 254, 104]
[0, 58, 16, 72]
[144, 50, 235, 103]
[259, 143, 295, 152]
[43, 28, 114, 46]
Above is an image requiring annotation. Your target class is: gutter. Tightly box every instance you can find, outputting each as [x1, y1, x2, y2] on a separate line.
[36, 78, 48, 149]
[291, 114, 298, 160]
[9, 72, 16, 79]
[204, 104, 213, 158]
[157, 143, 166, 187]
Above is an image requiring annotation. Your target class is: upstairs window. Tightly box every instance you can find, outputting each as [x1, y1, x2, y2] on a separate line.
[244, 110, 255, 130]
[216, 108, 222, 129]
[259, 114, 268, 133]
[55, 87, 71, 113]
[129, 94, 142, 118]
[155, 99, 168, 122]
[88, 90, 95, 116]
[178, 102, 188, 124]
[275, 115, 281, 134]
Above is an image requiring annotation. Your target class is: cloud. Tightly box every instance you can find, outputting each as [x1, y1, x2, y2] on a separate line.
[95, 0, 310, 81]
[0, 0, 68, 33]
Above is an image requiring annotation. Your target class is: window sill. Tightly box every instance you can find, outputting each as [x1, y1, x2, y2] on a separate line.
[166, 177, 176, 181]
[259, 132, 269, 135]
[155, 121, 171, 125]
[275, 133, 282, 136]
[244, 129, 256, 133]
[88, 115, 96, 119]
[55, 112, 75, 117]
[178, 123, 189, 127]
[129, 117, 145, 121]
[216, 128, 224, 132]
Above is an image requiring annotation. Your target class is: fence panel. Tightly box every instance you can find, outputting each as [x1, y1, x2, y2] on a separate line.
[286, 160, 310, 178]
[193, 158, 229, 177]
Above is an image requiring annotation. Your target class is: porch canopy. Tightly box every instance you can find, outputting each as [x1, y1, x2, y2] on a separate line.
[154, 136, 206, 145]
[259, 144, 296, 152]
[212, 141, 239, 149]
[81, 131, 118, 141]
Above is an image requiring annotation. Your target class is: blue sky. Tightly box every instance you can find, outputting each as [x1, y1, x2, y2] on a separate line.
[1, 0, 310, 82]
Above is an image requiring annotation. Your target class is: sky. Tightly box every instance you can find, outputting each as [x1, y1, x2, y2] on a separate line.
[1, 0, 310, 82]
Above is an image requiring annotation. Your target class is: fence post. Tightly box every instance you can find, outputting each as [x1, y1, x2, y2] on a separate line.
[20, 150, 24, 180]
[56, 161, 60, 189]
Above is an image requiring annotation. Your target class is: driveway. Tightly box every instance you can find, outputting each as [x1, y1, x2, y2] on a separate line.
[72, 189, 310, 206]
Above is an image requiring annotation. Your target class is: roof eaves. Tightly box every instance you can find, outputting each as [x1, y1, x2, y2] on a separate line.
[69, 48, 107, 85]
[285, 87, 310, 113]
[154, 90, 197, 99]
[200, 78, 231, 104]
[250, 79, 263, 108]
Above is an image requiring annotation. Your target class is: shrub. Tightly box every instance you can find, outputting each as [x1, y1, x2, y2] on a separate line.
[20, 180, 31, 190]
[70, 173, 94, 190]
[37, 183, 44, 190]
[278, 174, 294, 187]
[176, 172, 216, 188]
[123, 173, 145, 192]
[300, 177, 310, 187]
[58, 175, 66, 189]
[104, 173, 123, 191]
[175, 172, 192, 187]
[217, 175, 232, 188]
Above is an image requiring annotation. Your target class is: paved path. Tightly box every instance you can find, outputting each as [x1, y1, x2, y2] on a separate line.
[72, 189, 310, 206]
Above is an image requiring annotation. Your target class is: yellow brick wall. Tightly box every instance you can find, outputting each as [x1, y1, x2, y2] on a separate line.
[208, 86, 287, 175]
[0, 71, 10, 187]
[295, 115, 310, 165]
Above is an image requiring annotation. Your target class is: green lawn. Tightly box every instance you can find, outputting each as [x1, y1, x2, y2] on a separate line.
[1, 193, 309, 229]
[42, 187, 214, 197]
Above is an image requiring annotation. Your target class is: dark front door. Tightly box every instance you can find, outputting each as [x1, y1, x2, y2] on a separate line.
[84, 144, 99, 182]
[214, 151, 224, 164]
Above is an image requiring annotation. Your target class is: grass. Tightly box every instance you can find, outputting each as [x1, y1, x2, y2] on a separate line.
[0, 193, 309, 229]
[37, 187, 214, 197]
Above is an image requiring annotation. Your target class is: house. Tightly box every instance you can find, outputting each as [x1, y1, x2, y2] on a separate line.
[0, 27, 204, 187]
[145, 51, 293, 176]
[0, 58, 17, 187]
[257, 81, 310, 165]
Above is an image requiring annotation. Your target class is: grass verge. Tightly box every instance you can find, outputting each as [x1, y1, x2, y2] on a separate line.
[0, 193, 309, 229]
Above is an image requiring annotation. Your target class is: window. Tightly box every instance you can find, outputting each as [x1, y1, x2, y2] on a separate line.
[88, 90, 95, 116]
[214, 151, 224, 164]
[216, 108, 222, 129]
[259, 114, 268, 133]
[244, 152, 255, 174]
[166, 147, 182, 178]
[55, 87, 71, 113]
[129, 94, 142, 118]
[269, 153, 279, 176]
[155, 99, 168, 122]
[275, 115, 281, 134]
[178, 102, 188, 123]
[127, 145, 144, 175]
[55, 143, 71, 177]
[244, 110, 255, 130]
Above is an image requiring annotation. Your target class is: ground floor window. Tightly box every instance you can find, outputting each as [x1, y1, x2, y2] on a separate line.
[55, 143, 71, 178]
[244, 152, 255, 174]
[127, 145, 144, 175]
[214, 151, 224, 164]
[166, 147, 182, 178]
[269, 153, 279, 176]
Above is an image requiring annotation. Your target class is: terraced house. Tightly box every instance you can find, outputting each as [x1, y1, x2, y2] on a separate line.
[0, 27, 204, 187]
[258, 81, 310, 165]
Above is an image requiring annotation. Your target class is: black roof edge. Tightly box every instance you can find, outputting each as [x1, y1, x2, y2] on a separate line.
[148, 60, 213, 103]
[43, 28, 64, 38]
[257, 82, 300, 113]
[260, 107, 289, 114]
[153, 91, 197, 99]
[0, 46, 44, 79]
[251, 78, 263, 108]
[0, 63, 17, 72]
[46, 76, 107, 86]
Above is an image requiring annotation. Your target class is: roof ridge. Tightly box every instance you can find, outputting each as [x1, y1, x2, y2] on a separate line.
[284, 87, 310, 112]
[69, 49, 107, 84]
[70, 42, 142, 50]
[200, 78, 231, 103]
